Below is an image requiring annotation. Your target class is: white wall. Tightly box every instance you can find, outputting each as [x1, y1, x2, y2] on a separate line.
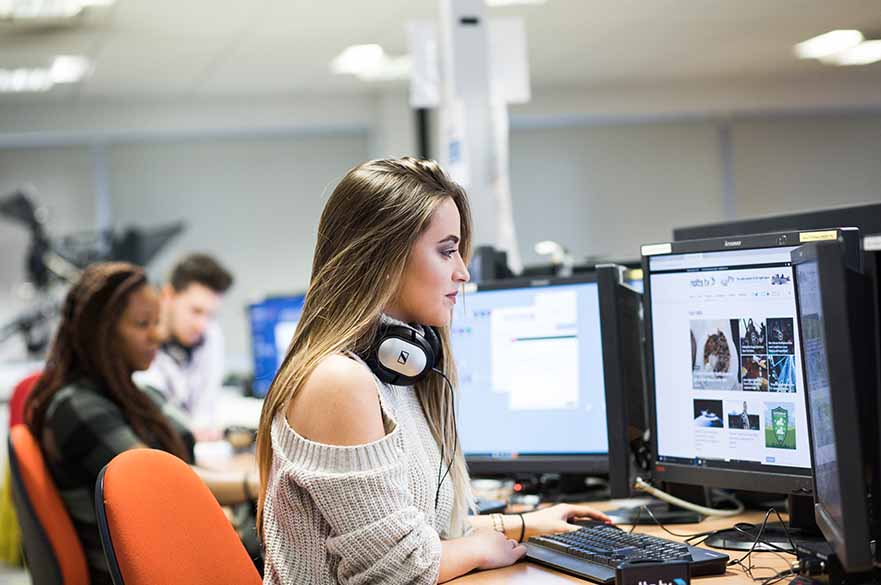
[731, 115, 881, 220]
[506, 114, 881, 267]
[509, 121, 726, 265]
[108, 132, 370, 368]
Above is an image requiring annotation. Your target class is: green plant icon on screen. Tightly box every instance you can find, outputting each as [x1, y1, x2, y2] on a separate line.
[772, 406, 788, 446]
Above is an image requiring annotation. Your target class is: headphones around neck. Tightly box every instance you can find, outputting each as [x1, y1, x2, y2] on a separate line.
[362, 322, 442, 386]
[361, 319, 457, 510]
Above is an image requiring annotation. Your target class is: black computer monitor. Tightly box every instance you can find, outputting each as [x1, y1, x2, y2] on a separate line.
[792, 240, 878, 573]
[674, 204, 879, 393]
[450, 274, 617, 490]
[641, 228, 861, 549]
[469, 245, 514, 283]
[672, 202, 881, 243]
[597, 265, 649, 498]
[247, 293, 306, 398]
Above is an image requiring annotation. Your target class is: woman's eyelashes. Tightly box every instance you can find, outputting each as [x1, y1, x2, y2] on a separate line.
[440, 247, 458, 259]
[133, 316, 159, 329]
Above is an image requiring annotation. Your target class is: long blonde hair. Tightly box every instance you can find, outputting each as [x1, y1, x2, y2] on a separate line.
[256, 157, 474, 539]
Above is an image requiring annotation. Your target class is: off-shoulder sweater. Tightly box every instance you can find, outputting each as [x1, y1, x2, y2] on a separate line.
[261, 354, 456, 585]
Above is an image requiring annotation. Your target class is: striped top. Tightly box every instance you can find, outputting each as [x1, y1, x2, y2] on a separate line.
[40, 379, 195, 585]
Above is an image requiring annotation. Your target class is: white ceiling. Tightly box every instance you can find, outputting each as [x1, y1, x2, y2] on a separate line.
[0, 0, 879, 104]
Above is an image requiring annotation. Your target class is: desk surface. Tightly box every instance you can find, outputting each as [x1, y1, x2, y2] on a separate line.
[451, 506, 792, 585]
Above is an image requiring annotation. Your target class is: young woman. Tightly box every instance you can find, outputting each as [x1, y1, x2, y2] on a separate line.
[256, 157, 609, 585]
[25, 262, 259, 585]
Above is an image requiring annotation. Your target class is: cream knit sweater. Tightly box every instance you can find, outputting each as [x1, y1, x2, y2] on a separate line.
[262, 355, 457, 585]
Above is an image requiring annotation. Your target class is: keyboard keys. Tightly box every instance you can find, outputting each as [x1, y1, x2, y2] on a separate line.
[526, 524, 729, 584]
[531, 525, 695, 565]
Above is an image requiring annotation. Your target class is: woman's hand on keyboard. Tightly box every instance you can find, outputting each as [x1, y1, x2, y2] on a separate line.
[524, 504, 612, 540]
[473, 531, 527, 570]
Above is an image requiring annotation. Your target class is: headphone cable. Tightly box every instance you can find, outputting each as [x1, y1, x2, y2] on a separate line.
[432, 367, 458, 509]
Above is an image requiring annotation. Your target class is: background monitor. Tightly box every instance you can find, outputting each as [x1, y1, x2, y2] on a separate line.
[792, 240, 878, 573]
[450, 274, 610, 477]
[469, 245, 514, 283]
[673, 202, 881, 243]
[247, 293, 306, 398]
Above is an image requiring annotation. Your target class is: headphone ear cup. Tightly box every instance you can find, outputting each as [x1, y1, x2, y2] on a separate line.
[422, 326, 441, 370]
[367, 324, 435, 386]
[363, 343, 396, 385]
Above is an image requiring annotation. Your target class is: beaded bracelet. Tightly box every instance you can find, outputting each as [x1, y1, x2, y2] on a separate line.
[491, 513, 506, 534]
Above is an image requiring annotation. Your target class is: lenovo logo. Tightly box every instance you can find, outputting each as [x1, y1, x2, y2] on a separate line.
[723, 240, 742, 247]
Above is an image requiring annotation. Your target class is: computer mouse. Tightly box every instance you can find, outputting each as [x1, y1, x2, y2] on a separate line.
[571, 518, 621, 530]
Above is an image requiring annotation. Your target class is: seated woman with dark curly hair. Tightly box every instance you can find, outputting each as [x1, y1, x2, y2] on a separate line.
[25, 262, 258, 584]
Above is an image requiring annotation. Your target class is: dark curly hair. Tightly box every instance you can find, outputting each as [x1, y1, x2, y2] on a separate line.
[25, 262, 188, 460]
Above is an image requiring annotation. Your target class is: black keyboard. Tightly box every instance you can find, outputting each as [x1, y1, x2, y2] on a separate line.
[525, 525, 729, 583]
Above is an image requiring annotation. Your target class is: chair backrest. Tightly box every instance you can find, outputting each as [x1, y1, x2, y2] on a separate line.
[95, 449, 262, 585]
[8, 372, 41, 429]
[7, 425, 89, 585]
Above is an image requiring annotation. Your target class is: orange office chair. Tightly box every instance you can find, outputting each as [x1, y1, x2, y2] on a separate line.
[7, 424, 89, 585]
[2, 371, 42, 566]
[95, 449, 262, 585]
[8, 372, 42, 429]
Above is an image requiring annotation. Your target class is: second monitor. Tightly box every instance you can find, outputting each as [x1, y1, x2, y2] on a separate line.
[450, 274, 624, 488]
[641, 227, 861, 549]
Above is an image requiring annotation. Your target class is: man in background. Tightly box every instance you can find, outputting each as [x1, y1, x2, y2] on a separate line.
[137, 253, 233, 432]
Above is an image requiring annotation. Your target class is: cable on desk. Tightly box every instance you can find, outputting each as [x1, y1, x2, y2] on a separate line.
[729, 523, 795, 556]
[728, 508, 798, 557]
[634, 477, 745, 517]
[623, 502, 799, 585]
[626, 504, 716, 542]
[757, 568, 796, 585]
[725, 507, 801, 585]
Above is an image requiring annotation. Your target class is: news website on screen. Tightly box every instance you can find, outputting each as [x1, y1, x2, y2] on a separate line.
[648, 246, 811, 471]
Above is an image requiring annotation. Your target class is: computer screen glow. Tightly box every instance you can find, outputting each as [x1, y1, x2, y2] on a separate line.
[450, 281, 608, 457]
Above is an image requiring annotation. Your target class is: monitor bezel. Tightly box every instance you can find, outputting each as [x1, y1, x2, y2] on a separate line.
[597, 264, 648, 498]
[458, 272, 611, 476]
[640, 228, 858, 494]
[792, 241, 874, 572]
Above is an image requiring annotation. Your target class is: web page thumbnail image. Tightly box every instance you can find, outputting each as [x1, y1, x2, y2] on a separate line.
[693, 399, 724, 428]
[691, 319, 740, 390]
[726, 399, 760, 431]
[691, 317, 798, 393]
[765, 402, 797, 450]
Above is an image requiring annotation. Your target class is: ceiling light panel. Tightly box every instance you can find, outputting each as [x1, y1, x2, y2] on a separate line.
[794, 29, 864, 59]
[823, 40, 881, 65]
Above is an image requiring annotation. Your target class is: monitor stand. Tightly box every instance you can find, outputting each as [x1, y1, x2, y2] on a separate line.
[604, 483, 705, 525]
[703, 493, 825, 552]
[605, 499, 703, 525]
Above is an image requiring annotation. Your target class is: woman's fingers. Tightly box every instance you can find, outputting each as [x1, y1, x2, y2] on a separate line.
[564, 505, 611, 522]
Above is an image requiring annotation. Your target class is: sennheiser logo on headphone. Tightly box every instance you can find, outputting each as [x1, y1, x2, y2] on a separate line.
[397, 350, 410, 364]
